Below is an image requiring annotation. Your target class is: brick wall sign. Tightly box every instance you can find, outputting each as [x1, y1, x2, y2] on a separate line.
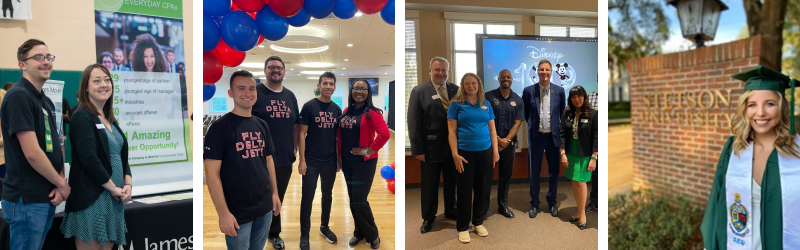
[628, 36, 766, 204]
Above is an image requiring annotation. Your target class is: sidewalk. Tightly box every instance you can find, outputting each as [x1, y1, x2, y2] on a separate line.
[608, 125, 633, 197]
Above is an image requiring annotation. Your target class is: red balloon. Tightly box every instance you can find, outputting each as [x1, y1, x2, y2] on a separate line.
[212, 39, 246, 67]
[391, 162, 395, 169]
[233, 0, 266, 12]
[387, 179, 395, 193]
[231, 2, 240, 10]
[267, 0, 304, 18]
[353, 0, 387, 15]
[203, 52, 223, 85]
[257, 35, 265, 45]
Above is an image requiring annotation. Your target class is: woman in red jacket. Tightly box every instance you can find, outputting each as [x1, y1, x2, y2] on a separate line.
[338, 79, 390, 249]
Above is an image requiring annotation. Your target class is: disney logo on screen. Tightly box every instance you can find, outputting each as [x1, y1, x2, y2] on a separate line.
[527, 46, 564, 62]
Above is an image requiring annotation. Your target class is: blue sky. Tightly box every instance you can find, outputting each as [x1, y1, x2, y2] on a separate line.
[610, 0, 747, 53]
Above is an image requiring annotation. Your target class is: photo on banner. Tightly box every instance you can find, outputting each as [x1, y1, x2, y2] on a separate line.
[0, 0, 32, 20]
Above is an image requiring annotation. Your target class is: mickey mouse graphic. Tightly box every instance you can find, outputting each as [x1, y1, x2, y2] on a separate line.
[555, 63, 570, 81]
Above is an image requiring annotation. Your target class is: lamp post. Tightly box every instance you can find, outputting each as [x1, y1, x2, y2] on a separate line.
[668, 0, 728, 48]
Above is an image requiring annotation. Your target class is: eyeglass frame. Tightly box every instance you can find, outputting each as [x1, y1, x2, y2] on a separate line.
[352, 87, 370, 93]
[21, 54, 56, 62]
[266, 66, 284, 71]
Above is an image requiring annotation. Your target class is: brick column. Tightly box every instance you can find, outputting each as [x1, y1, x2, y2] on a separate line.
[628, 36, 765, 204]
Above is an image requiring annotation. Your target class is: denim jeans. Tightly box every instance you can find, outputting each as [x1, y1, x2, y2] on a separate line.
[225, 211, 273, 250]
[1, 197, 56, 250]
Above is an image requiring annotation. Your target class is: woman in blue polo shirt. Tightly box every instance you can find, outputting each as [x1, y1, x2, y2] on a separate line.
[447, 72, 500, 243]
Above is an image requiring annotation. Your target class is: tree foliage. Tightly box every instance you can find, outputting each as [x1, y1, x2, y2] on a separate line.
[608, 0, 670, 69]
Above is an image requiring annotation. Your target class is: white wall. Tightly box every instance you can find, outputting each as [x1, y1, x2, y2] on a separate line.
[203, 75, 395, 122]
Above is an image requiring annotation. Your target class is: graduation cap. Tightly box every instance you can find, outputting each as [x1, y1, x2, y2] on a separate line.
[732, 66, 798, 134]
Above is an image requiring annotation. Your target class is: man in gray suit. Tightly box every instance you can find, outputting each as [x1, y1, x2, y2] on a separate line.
[407, 57, 458, 233]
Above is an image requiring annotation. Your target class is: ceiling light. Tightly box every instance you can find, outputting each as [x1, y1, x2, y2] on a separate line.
[307, 77, 317, 80]
[347, 44, 353, 47]
[355, 12, 363, 17]
[341, 73, 344, 75]
[240, 62, 265, 68]
[300, 71, 326, 75]
[384, 73, 387, 74]
[290, 68, 294, 70]
[269, 36, 330, 54]
[323, 24, 327, 26]
[342, 68, 346, 69]
[258, 45, 264, 48]
[344, 59, 349, 61]
[299, 62, 334, 68]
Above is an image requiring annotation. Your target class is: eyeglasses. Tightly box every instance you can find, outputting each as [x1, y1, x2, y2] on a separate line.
[266, 66, 284, 71]
[22, 54, 56, 62]
[352, 87, 369, 93]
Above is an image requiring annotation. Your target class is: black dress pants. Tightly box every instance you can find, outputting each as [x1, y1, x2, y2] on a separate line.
[269, 165, 292, 238]
[496, 142, 516, 210]
[343, 158, 379, 242]
[419, 154, 457, 222]
[589, 162, 598, 205]
[300, 163, 336, 236]
[456, 148, 492, 232]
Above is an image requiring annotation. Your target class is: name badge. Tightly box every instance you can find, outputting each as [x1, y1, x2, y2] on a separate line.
[481, 106, 487, 110]
[96, 123, 106, 129]
[432, 94, 441, 100]
[510, 101, 516, 106]
[581, 119, 589, 123]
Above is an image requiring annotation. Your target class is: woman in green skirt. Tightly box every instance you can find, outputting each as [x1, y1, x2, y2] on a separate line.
[61, 64, 131, 249]
[559, 85, 597, 230]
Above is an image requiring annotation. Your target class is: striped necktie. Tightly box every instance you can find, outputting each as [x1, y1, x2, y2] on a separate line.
[436, 86, 449, 109]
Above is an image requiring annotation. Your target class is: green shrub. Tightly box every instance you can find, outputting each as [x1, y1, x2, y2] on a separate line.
[609, 102, 631, 112]
[609, 190, 704, 250]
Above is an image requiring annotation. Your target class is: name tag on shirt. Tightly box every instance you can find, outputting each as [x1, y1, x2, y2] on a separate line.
[510, 101, 516, 106]
[581, 119, 589, 123]
[96, 123, 106, 129]
[481, 106, 487, 109]
[432, 94, 441, 100]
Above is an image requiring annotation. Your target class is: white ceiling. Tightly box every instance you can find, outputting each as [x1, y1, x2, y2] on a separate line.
[224, 12, 396, 81]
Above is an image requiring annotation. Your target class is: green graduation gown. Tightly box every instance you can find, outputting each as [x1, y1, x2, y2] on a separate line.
[701, 137, 784, 250]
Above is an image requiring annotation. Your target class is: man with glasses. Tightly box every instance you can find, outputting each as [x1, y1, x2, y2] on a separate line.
[1, 39, 69, 249]
[407, 56, 458, 233]
[251, 56, 299, 250]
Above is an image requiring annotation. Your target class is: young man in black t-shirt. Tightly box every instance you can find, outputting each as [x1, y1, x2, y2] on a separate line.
[204, 70, 281, 250]
[297, 72, 342, 250]
[1, 39, 69, 250]
[251, 56, 299, 249]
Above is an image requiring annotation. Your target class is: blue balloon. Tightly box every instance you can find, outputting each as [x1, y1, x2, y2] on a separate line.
[380, 0, 394, 25]
[203, 84, 216, 102]
[287, 8, 311, 27]
[203, 15, 221, 52]
[220, 11, 260, 51]
[212, 16, 223, 26]
[380, 166, 394, 180]
[256, 6, 289, 41]
[332, 0, 357, 19]
[204, 0, 230, 17]
[304, 0, 335, 19]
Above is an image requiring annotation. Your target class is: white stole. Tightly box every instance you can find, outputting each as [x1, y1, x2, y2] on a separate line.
[726, 136, 800, 249]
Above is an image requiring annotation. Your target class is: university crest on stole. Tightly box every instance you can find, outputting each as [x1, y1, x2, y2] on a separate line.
[729, 192, 750, 237]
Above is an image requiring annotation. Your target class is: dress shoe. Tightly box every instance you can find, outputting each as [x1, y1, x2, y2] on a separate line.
[569, 216, 579, 222]
[458, 231, 470, 243]
[370, 237, 381, 249]
[268, 237, 285, 249]
[349, 237, 362, 246]
[549, 205, 559, 217]
[498, 208, 515, 218]
[528, 207, 538, 218]
[578, 223, 587, 230]
[473, 225, 488, 237]
[420, 220, 433, 234]
[585, 202, 597, 213]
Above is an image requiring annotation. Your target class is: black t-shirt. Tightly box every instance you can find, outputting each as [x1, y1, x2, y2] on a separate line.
[251, 84, 299, 167]
[298, 98, 341, 166]
[203, 112, 276, 224]
[340, 105, 365, 162]
[1, 77, 63, 203]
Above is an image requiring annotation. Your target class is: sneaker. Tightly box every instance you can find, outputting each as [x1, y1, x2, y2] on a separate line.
[473, 225, 488, 237]
[299, 235, 310, 250]
[458, 231, 470, 243]
[268, 236, 285, 249]
[319, 226, 338, 243]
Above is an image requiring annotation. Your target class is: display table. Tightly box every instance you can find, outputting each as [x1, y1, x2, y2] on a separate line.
[0, 197, 192, 250]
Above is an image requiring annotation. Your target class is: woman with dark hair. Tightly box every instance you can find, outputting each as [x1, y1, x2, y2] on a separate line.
[447, 73, 499, 243]
[61, 64, 131, 249]
[559, 85, 597, 230]
[98, 52, 113, 72]
[338, 79, 390, 249]
[131, 34, 168, 72]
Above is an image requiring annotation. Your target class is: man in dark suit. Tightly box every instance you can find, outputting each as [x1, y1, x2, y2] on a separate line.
[407, 57, 458, 233]
[522, 59, 566, 218]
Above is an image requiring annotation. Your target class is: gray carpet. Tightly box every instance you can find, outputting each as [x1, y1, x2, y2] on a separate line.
[404, 181, 598, 249]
